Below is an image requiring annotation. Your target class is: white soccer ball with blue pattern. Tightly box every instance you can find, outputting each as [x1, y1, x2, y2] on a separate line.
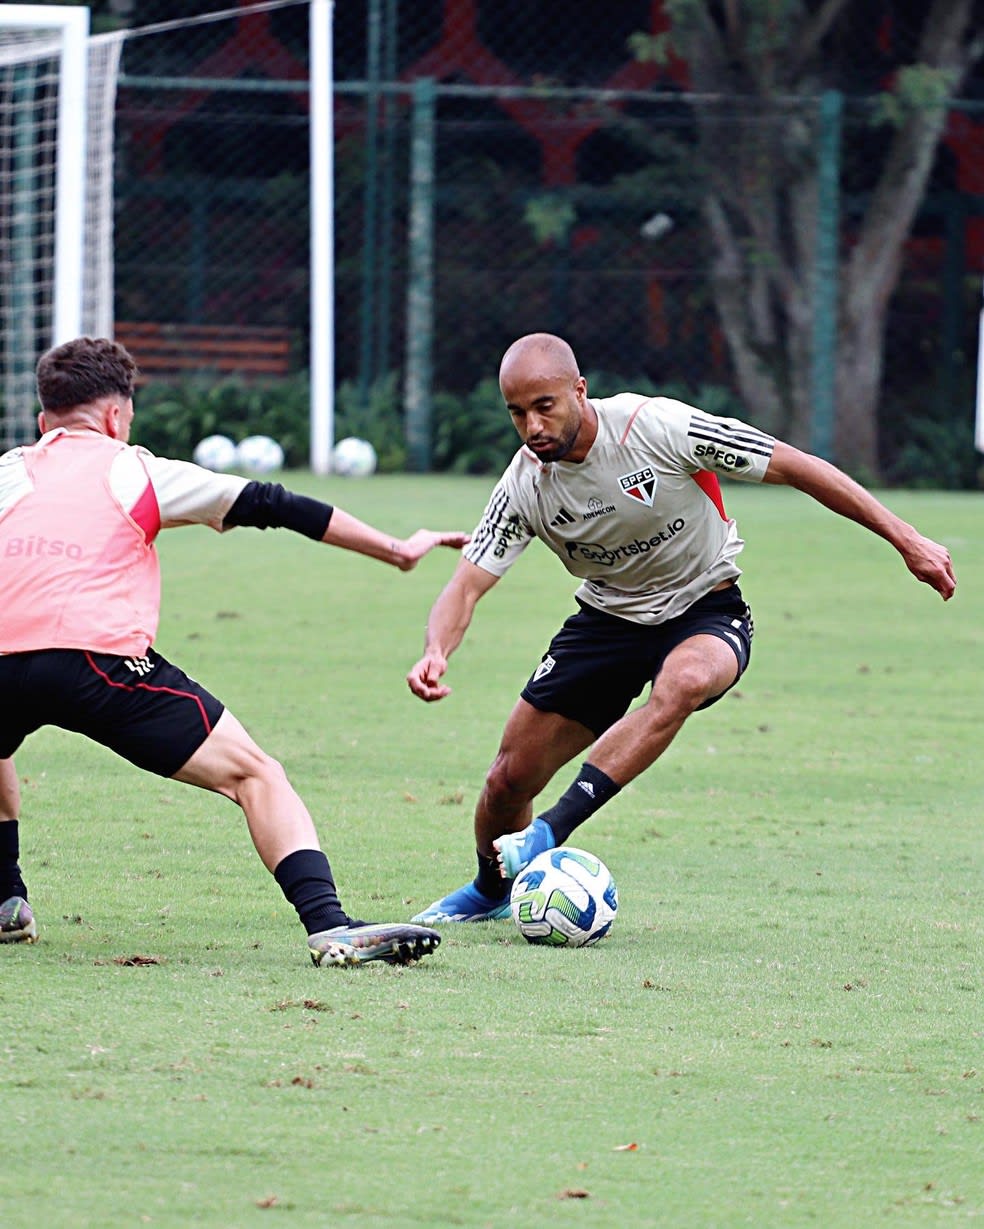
[510, 847, 618, 947]
[332, 436, 377, 477]
[193, 433, 237, 472]
[236, 434, 284, 474]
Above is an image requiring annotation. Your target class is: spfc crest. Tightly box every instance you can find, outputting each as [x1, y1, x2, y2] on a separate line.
[618, 467, 657, 507]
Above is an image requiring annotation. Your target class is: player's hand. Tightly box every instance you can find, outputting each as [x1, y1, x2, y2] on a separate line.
[406, 651, 451, 701]
[902, 534, 956, 600]
[395, 530, 471, 572]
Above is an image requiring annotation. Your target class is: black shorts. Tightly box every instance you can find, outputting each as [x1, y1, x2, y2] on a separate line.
[520, 584, 753, 737]
[0, 647, 224, 777]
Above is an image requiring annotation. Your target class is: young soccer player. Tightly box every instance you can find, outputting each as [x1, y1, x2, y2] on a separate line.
[0, 336, 469, 966]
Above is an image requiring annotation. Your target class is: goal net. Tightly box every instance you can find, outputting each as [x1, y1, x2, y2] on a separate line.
[0, 7, 120, 450]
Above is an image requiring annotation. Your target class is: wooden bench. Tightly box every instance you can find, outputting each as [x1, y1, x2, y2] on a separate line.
[114, 322, 292, 381]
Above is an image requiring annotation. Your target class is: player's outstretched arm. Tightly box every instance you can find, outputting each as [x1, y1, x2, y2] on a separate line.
[762, 441, 956, 600]
[321, 508, 470, 571]
[407, 559, 500, 701]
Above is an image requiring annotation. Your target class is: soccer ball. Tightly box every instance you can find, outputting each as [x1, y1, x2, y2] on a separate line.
[236, 434, 284, 474]
[510, 847, 618, 947]
[193, 434, 237, 472]
[332, 436, 377, 477]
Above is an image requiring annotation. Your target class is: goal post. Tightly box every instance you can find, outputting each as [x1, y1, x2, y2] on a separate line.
[309, 0, 336, 474]
[0, 5, 89, 448]
[977, 274, 984, 454]
[1, 2, 334, 467]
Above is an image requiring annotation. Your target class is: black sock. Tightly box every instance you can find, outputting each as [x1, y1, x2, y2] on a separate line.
[273, 848, 349, 935]
[0, 821, 27, 902]
[538, 762, 622, 846]
[475, 850, 510, 899]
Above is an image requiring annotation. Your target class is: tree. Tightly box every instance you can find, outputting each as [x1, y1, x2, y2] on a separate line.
[638, 0, 983, 476]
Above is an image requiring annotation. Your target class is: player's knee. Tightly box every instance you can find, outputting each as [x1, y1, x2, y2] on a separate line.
[653, 663, 719, 718]
[249, 747, 289, 789]
[226, 743, 289, 802]
[484, 752, 535, 808]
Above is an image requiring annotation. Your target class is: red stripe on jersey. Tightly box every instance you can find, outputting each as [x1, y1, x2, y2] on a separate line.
[618, 397, 660, 444]
[129, 478, 161, 544]
[691, 470, 728, 520]
[83, 652, 213, 734]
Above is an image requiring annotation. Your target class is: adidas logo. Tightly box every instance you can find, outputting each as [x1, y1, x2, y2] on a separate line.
[549, 507, 576, 527]
[577, 780, 595, 798]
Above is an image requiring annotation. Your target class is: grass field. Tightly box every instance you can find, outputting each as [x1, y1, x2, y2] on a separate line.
[2, 474, 981, 1228]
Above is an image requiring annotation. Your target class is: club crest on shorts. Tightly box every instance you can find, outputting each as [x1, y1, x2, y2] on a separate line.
[618, 467, 657, 507]
[533, 654, 556, 681]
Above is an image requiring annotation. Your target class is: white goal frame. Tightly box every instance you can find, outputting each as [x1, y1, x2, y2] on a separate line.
[0, 6, 88, 447]
[2, 5, 89, 345]
[2, 2, 336, 467]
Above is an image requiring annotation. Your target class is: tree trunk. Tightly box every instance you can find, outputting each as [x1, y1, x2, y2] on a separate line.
[669, 0, 979, 476]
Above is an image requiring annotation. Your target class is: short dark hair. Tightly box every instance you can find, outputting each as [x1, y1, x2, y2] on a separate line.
[35, 336, 139, 413]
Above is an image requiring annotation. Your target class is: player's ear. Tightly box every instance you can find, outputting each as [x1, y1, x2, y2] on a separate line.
[37, 410, 47, 435]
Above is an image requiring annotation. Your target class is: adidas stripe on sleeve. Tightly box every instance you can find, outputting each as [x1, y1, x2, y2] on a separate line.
[683, 408, 775, 479]
[462, 475, 535, 576]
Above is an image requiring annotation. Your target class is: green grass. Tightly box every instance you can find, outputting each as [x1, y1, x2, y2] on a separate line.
[2, 476, 982, 1228]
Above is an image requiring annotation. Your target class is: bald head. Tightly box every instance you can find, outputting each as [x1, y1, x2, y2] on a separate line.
[499, 333, 579, 391]
[498, 333, 595, 464]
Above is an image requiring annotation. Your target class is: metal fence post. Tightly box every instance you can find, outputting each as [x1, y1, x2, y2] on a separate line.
[810, 89, 842, 461]
[357, 0, 382, 409]
[404, 77, 436, 472]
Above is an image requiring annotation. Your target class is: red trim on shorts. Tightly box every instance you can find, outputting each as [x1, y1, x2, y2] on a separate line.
[691, 470, 728, 520]
[83, 651, 213, 734]
[618, 397, 660, 444]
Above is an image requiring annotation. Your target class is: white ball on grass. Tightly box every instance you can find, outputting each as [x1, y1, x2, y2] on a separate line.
[332, 436, 377, 477]
[193, 434, 238, 472]
[509, 847, 618, 947]
[236, 434, 284, 474]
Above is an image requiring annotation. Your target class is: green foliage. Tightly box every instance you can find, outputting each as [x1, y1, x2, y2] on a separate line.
[885, 411, 979, 489]
[660, 381, 747, 418]
[523, 193, 577, 246]
[131, 373, 408, 472]
[587, 371, 746, 422]
[626, 30, 674, 65]
[431, 376, 518, 474]
[128, 364, 973, 491]
[131, 374, 313, 467]
[332, 373, 408, 472]
[131, 372, 749, 478]
[873, 65, 960, 127]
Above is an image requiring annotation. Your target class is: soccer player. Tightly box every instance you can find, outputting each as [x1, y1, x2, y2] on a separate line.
[406, 332, 956, 923]
[0, 335, 469, 965]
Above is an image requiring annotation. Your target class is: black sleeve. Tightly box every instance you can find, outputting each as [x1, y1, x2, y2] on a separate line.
[222, 481, 334, 540]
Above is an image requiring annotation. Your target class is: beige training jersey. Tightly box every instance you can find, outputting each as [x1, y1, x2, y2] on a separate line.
[463, 393, 776, 624]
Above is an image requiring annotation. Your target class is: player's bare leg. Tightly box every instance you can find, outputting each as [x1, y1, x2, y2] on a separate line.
[411, 703, 593, 923]
[174, 710, 440, 965]
[588, 635, 738, 784]
[495, 635, 740, 877]
[173, 709, 320, 870]
[0, 758, 35, 943]
[0, 758, 19, 822]
[475, 700, 594, 856]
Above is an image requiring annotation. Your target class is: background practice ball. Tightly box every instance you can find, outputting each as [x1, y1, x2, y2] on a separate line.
[510, 847, 618, 947]
[236, 434, 284, 474]
[193, 434, 237, 472]
[332, 436, 377, 477]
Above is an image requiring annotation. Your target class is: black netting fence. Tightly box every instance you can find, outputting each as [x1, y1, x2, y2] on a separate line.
[44, 2, 984, 481]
